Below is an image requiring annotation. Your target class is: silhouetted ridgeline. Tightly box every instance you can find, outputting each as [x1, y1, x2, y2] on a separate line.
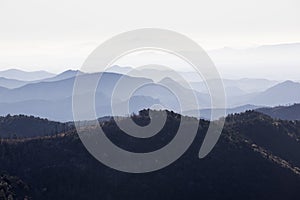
[0, 114, 73, 138]
[0, 110, 300, 199]
[0, 69, 299, 122]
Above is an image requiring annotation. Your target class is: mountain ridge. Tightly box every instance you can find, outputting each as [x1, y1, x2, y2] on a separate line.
[1, 110, 300, 199]
[0, 69, 55, 81]
[257, 104, 300, 120]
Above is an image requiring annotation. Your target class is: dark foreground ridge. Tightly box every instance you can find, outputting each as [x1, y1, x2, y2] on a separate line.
[0, 114, 73, 138]
[0, 110, 300, 199]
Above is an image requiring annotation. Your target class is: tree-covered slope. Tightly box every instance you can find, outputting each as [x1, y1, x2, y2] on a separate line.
[0, 110, 300, 199]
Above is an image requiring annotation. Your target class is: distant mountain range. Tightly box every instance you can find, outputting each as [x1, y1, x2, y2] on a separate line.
[0, 69, 81, 89]
[0, 68, 299, 121]
[0, 77, 28, 89]
[257, 104, 300, 120]
[185, 104, 261, 120]
[248, 81, 300, 106]
[0, 69, 55, 81]
[41, 70, 83, 82]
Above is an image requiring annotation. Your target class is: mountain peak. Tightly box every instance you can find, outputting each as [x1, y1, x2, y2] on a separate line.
[281, 80, 298, 85]
[250, 80, 300, 106]
[41, 70, 84, 82]
[60, 69, 83, 75]
[271, 80, 300, 89]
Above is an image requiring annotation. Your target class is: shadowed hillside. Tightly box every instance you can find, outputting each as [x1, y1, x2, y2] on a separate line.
[0, 172, 31, 200]
[0, 115, 73, 138]
[0, 110, 300, 199]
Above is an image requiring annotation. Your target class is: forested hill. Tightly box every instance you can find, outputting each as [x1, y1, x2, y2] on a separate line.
[0, 114, 72, 138]
[0, 110, 300, 199]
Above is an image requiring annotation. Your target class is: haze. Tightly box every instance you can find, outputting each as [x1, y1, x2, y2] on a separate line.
[0, 0, 299, 80]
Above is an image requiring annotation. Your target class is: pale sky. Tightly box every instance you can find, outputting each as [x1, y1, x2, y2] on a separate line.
[0, 0, 299, 78]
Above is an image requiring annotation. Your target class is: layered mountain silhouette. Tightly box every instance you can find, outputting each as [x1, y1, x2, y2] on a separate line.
[0, 77, 28, 89]
[0, 69, 54, 81]
[0, 68, 298, 121]
[257, 104, 300, 120]
[248, 81, 300, 106]
[41, 69, 84, 82]
[186, 104, 261, 120]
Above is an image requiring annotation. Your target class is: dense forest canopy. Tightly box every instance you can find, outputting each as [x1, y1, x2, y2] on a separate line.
[0, 110, 300, 199]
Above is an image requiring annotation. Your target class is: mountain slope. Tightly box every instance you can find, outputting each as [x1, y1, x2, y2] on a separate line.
[0, 172, 31, 199]
[0, 72, 153, 103]
[41, 70, 84, 82]
[0, 94, 161, 122]
[0, 72, 155, 121]
[0, 86, 8, 94]
[257, 104, 300, 120]
[0, 114, 72, 138]
[249, 81, 300, 106]
[158, 77, 210, 109]
[0, 77, 28, 89]
[0, 111, 300, 199]
[0, 70, 84, 89]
